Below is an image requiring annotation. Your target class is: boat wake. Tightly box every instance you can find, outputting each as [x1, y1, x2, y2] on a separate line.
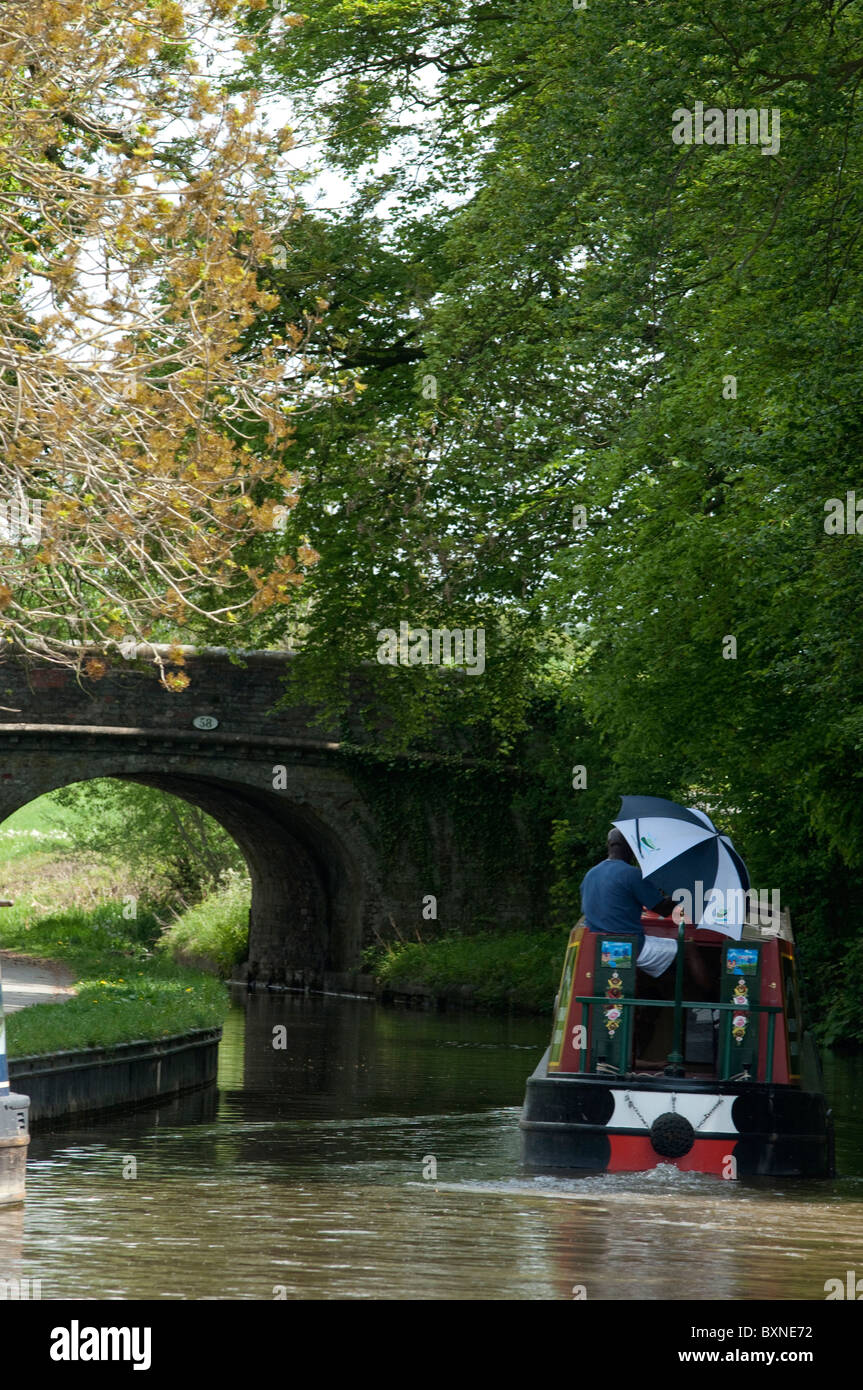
[408, 1164, 725, 1202]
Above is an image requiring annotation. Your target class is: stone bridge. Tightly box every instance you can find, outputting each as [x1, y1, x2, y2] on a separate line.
[0, 648, 536, 986]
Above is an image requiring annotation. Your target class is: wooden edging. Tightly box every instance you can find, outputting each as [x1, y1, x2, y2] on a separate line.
[7, 1026, 222, 1125]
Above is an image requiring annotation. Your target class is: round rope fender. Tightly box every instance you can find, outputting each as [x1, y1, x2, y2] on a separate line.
[649, 1111, 695, 1158]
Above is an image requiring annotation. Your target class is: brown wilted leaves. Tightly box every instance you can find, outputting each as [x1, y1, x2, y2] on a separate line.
[0, 0, 337, 673]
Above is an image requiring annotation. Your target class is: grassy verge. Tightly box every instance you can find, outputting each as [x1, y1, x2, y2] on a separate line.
[365, 930, 569, 1013]
[0, 794, 237, 1057]
[156, 872, 250, 975]
[0, 792, 566, 1028]
[1, 899, 229, 1059]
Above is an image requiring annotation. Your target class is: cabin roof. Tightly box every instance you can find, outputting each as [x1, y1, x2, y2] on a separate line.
[577, 903, 794, 945]
[740, 903, 792, 943]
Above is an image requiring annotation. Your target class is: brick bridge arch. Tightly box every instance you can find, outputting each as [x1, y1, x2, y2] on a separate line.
[0, 648, 534, 985]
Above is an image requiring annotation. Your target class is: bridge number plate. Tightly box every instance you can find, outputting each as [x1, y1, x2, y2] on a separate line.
[192, 715, 219, 731]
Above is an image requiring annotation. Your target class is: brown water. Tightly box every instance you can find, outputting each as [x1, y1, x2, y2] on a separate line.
[1, 993, 862, 1300]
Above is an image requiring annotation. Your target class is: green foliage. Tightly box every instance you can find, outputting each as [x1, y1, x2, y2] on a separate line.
[0, 796, 76, 860]
[816, 936, 863, 1049]
[346, 749, 542, 927]
[0, 793, 233, 1056]
[0, 896, 161, 968]
[237, 0, 863, 1037]
[157, 871, 251, 976]
[369, 930, 569, 1013]
[47, 781, 246, 904]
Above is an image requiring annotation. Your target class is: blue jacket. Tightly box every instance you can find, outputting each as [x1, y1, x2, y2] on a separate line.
[580, 858, 667, 954]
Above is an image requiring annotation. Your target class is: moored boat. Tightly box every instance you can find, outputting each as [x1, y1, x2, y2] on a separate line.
[520, 904, 835, 1177]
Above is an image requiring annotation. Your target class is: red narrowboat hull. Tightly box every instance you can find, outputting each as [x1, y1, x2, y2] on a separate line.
[520, 915, 835, 1178]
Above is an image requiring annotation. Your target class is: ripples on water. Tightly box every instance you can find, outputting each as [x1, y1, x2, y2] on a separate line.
[1, 993, 861, 1299]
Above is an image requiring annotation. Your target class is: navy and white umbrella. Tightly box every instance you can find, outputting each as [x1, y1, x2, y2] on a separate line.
[612, 795, 751, 940]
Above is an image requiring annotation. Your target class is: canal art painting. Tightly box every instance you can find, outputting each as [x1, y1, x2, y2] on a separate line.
[731, 978, 750, 1047]
[604, 972, 626, 1037]
[727, 949, 759, 976]
[601, 942, 634, 970]
[0, 0, 861, 1359]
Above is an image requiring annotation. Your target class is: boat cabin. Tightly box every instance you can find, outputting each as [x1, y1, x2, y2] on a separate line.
[548, 906, 802, 1085]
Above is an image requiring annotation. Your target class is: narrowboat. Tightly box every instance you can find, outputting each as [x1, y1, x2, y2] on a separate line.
[520, 904, 835, 1177]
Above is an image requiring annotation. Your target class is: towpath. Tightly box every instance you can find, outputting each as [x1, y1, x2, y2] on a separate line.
[0, 952, 76, 1012]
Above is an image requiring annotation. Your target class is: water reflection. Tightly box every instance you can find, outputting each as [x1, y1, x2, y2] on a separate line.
[0, 993, 860, 1300]
[823, 1048, 863, 1178]
[227, 992, 544, 1121]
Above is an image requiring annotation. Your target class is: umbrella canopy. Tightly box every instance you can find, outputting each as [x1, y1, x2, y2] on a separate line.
[612, 795, 751, 940]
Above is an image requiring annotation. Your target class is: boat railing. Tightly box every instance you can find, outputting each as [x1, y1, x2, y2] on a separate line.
[573, 995, 785, 1081]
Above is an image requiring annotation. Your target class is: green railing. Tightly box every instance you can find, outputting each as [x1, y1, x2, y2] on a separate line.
[574, 995, 784, 1081]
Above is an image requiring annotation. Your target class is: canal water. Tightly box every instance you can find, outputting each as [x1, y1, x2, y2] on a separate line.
[2, 993, 862, 1300]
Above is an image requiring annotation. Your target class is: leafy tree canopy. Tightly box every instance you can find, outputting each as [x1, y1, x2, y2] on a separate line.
[236, 1, 863, 981]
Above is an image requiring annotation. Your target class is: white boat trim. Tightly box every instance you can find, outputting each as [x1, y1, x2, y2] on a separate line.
[608, 1089, 738, 1134]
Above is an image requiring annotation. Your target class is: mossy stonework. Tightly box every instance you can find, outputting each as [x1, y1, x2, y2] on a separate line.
[344, 751, 546, 936]
[0, 650, 541, 986]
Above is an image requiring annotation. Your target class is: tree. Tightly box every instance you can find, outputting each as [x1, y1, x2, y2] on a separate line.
[50, 778, 246, 903]
[241, 0, 863, 1011]
[0, 0, 333, 679]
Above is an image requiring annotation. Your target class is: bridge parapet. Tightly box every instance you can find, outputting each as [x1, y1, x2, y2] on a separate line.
[0, 647, 338, 743]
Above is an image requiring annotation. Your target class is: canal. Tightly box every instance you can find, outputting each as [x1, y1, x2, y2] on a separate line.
[2, 992, 862, 1300]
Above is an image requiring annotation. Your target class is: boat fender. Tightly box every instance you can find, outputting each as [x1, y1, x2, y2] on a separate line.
[650, 1111, 695, 1159]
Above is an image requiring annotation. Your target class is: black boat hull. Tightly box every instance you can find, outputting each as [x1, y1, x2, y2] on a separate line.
[520, 1065, 835, 1178]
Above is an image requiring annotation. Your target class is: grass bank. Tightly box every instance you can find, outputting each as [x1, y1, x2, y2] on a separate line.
[365, 930, 569, 1013]
[1, 900, 229, 1058]
[1, 793, 565, 1024]
[157, 875, 566, 1013]
[0, 795, 234, 1057]
[156, 871, 250, 975]
[155, 874, 567, 1014]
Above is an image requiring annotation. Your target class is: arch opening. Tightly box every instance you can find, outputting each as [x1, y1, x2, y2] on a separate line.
[0, 769, 366, 981]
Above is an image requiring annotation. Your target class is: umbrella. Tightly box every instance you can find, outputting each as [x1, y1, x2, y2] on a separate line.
[612, 794, 751, 940]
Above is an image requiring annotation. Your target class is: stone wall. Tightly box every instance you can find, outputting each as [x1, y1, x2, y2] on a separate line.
[0, 646, 333, 741]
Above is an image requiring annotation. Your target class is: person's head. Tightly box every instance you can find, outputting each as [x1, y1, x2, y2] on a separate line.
[607, 827, 636, 865]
